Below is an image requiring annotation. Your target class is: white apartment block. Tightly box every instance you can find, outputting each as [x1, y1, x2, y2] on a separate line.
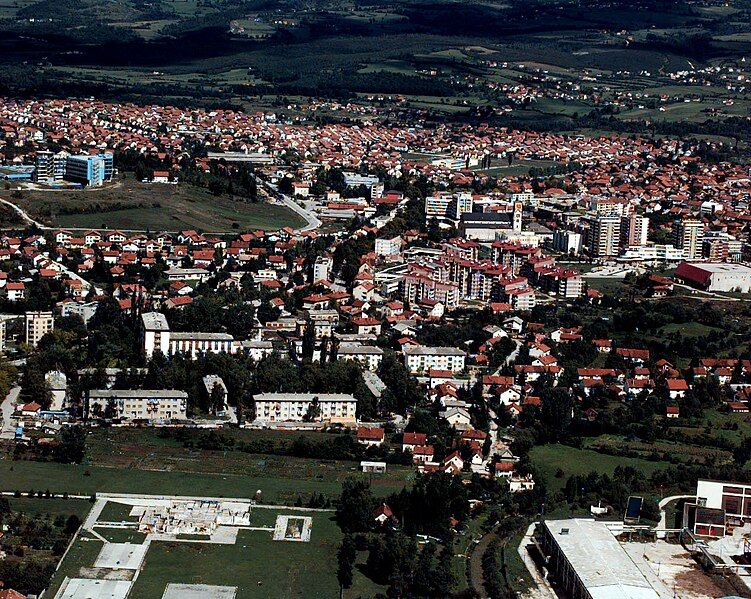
[337, 344, 384, 371]
[588, 215, 621, 258]
[673, 219, 704, 261]
[141, 312, 236, 359]
[403, 346, 466, 374]
[88, 389, 188, 421]
[252, 393, 357, 425]
[374, 236, 403, 257]
[25, 311, 54, 347]
[313, 256, 333, 282]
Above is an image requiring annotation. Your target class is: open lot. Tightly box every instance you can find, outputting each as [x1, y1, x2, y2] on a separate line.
[3, 177, 306, 233]
[47, 495, 383, 599]
[530, 443, 670, 493]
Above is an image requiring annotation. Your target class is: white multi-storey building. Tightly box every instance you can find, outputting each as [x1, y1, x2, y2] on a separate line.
[403, 346, 466, 374]
[252, 393, 357, 425]
[88, 389, 188, 421]
[337, 344, 384, 371]
[141, 312, 236, 359]
[25, 311, 54, 347]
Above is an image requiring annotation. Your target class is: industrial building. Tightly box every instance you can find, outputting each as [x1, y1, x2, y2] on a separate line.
[674, 262, 751, 293]
[539, 518, 666, 599]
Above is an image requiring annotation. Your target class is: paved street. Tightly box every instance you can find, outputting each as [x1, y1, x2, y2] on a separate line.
[0, 385, 20, 440]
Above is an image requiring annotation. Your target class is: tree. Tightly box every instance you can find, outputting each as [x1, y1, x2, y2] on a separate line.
[336, 477, 376, 533]
[336, 535, 356, 596]
[303, 396, 321, 422]
[55, 426, 86, 464]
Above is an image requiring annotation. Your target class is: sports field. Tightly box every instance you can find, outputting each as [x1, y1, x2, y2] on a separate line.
[47, 496, 384, 599]
[4, 177, 306, 233]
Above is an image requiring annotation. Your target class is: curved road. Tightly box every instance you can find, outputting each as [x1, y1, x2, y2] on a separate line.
[0, 197, 46, 229]
[253, 176, 321, 233]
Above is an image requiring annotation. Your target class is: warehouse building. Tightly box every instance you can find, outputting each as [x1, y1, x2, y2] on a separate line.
[674, 262, 751, 293]
[539, 518, 665, 599]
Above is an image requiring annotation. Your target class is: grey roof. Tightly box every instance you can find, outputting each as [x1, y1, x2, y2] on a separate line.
[543, 519, 661, 599]
[170, 332, 234, 341]
[338, 344, 384, 355]
[403, 346, 466, 357]
[89, 389, 187, 399]
[253, 393, 357, 403]
[141, 312, 169, 331]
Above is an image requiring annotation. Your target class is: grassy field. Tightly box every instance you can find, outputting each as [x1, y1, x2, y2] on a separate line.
[5, 177, 306, 233]
[129, 519, 345, 598]
[530, 443, 670, 493]
[83, 428, 414, 501]
[0, 458, 407, 504]
[47, 501, 383, 599]
[7, 496, 91, 519]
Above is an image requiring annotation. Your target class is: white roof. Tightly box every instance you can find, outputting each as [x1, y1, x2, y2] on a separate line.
[141, 311, 169, 331]
[545, 519, 663, 599]
[403, 346, 466, 357]
[253, 393, 356, 403]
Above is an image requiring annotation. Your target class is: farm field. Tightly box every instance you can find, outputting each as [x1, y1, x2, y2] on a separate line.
[4, 177, 306, 233]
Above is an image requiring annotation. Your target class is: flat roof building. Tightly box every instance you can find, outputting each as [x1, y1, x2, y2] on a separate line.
[539, 518, 666, 599]
[88, 389, 188, 421]
[253, 393, 357, 426]
[675, 262, 751, 293]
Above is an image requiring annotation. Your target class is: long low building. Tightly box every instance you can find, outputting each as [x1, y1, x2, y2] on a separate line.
[252, 393, 357, 425]
[88, 389, 188, 421]
[539, 518, 665, 599]
[675, 262, 751, 293]
[141, 312, 237, 359]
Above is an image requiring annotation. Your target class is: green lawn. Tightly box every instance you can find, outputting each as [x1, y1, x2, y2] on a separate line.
[0, 458, 409, 505]
[129, 521, 343, 599]
[7, 177, 306, 233]
[530, 443, 670, 492]
[7, 496, 91, 519]
[96, 527, 148, 543]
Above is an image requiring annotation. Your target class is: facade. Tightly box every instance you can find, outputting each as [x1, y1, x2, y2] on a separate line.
[88, 389, 188, 421]
[696, 478, 751, 521]
[588, 215, 621, 258]
[65, 154, 112, 187]
[539, 519, 661, 599]
[674, 262, 751, 293]
[313, 255, 333, 282]
[374, 236, 403, 257]
[141, 312, 171, 358]
[552, 230, 583, 256]
[337, 343, 384, 371]
[141, 312, 236, 359]
[25, 311, 54, 347]
[620, 214, 649, 248]
[252, 393, 357, 425]
[403, 346, 466, 374]
[673, 219, 703, 261]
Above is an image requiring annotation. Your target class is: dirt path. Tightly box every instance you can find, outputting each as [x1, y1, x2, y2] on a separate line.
[468, 528, 498, 596]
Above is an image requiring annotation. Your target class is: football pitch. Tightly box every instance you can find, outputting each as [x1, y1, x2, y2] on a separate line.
[48, 494, 359, 599]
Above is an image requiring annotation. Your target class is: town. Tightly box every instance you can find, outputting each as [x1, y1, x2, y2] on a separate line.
[0, 88, 747, 598]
